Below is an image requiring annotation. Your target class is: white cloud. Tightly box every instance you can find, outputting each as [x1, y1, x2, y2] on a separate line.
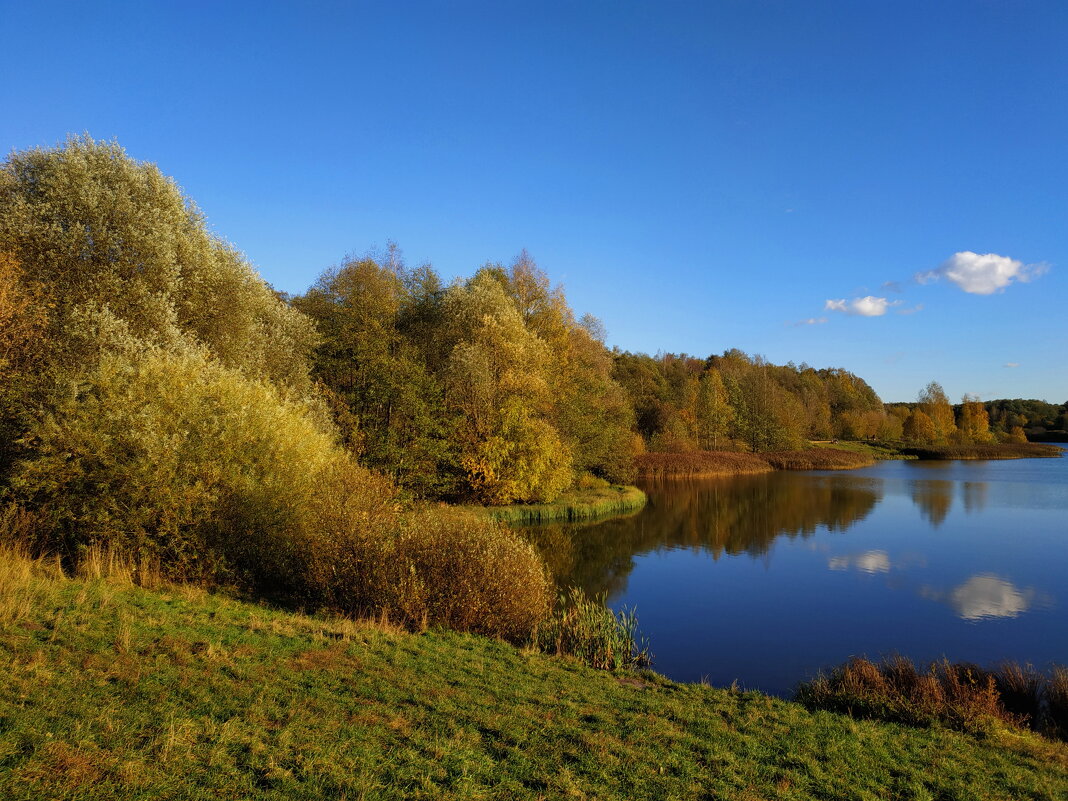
[824, 296, 900, 317]
[793, 317, 827, 326]
[896, 303, 924, 316]
[1003, 362, 1019, 368]
[828, 550, 891, 574]
[916, 251, 1050, 295]
[949, 575, 1034, 621]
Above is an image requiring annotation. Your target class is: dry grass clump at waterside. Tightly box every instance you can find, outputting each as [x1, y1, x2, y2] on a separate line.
[476, 476, 647, 524]
[761, 448, 875, 471]
[902, 443, 1064, 460]
[798, 656, 1068, 742]
[2, 549, 1067, 800]
[634, 450, 773, 478]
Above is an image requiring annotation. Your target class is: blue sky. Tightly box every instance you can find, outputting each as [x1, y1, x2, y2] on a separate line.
[3, 1, 1065, 403]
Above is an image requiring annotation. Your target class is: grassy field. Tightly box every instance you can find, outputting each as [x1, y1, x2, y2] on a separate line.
[2, 549, 1067, 800]
[467, 483, 647, 524]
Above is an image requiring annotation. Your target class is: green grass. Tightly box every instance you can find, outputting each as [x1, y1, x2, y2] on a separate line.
[468, 483, 647, 524]
[812, 440, 918, 460]
[2, 550, 1067, 799]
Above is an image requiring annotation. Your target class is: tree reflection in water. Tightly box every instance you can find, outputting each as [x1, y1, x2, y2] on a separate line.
[520, 472, 881, 600]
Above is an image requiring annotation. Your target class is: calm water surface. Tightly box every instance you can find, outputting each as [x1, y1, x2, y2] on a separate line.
[523, 447, 1068, 696]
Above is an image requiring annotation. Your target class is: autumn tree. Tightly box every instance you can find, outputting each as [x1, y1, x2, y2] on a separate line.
[918, 381, 956, 444]
[0, 135, 317, 393]
[957, 394, 993, 444]
[903, 409, 936, 444]
[442, 273, 572, 503]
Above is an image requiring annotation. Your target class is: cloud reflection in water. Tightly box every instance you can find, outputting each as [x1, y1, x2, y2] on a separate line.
[921, 574, 1047, 621]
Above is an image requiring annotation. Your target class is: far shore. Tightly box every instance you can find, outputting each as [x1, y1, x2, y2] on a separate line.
[635, 441, 1062, 480]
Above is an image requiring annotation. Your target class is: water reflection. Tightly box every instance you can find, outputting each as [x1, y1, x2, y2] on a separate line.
[522, 472, 880, 596]
[921, 574, 1041, 621]
[961, 481, 988, 514]
[910, 479, 953, 527]
[519, 456, 1066, 693]
[828, 550, 891, 573]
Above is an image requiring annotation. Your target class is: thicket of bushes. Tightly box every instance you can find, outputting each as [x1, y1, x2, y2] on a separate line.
[0, 136, 550, 642]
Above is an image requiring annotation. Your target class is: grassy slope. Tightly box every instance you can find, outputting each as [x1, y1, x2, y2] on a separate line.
[2, 560, 1067, 799]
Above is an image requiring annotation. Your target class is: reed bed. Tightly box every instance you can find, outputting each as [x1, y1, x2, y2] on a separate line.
[531, 587, 651, 671]
[903, 443, 1063, 460]
[798, 656, 1068, 741]
[477, 484, 647, 525]
[761, 448, 875, 471]
[634, 451, 773, 479]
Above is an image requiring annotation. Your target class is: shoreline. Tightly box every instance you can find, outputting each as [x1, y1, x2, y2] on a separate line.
[636, 441, 1063, 480]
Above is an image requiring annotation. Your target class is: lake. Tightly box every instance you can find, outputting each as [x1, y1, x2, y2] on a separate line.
[523, 447, 1068, 696]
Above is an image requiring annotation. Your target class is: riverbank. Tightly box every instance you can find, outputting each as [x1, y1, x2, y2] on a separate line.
[2, 553, 1065, 799]
[469, 482, 647, 524]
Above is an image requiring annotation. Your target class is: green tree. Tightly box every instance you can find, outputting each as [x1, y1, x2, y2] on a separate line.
[695, 368, 734, 450]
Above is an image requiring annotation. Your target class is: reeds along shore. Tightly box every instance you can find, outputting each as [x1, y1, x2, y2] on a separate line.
[903, 443, 1064, 460]
[478, 485, 648, 525]
[635, 448, 874, 478]
[797, 656, 1068, 742]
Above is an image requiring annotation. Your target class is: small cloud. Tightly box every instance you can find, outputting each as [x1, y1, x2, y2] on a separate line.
[950, 575, 1034, 621]
[1004, 362, 1020, 368]
[825, 296, 901, 317]
[896, 303, 924, 316]
[919, 574, 1048, 621]
[881, 281, 903, 293]
[829, 550, 891, 574]
[785, 208, 795, 213]
[792, 317, 827, 327]
[916, 251, 1050, 295]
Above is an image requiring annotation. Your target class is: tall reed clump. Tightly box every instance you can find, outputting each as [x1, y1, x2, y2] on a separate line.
[796, 657, 1017, 734]
[797, 656, 1068, 741]
[635, 451, 773, 479]
[761, 448, 875, 471]
[903, 443, 1063, 460]
[532, 587, 651, 671]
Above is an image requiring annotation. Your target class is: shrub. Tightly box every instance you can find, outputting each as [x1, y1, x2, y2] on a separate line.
[10, 346, 361, 587]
